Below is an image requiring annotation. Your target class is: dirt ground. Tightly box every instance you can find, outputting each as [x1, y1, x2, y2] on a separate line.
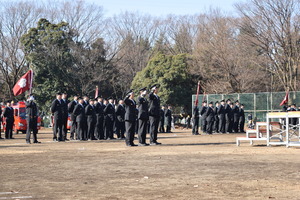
[0, 128, 300, 200]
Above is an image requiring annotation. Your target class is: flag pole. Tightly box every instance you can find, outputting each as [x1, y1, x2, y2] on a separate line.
[29, 69, 33, 94]
[194, 81, 200, 107]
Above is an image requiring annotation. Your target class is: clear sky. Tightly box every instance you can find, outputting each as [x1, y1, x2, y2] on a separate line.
[86, 0, 243, 16]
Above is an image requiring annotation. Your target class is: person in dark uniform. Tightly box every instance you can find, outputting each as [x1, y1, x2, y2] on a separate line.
[51, 93, 63, 141]
[232, 100, 240, 133]
[115, 100, 126, 139]
[159, 105, 165, 133]
[73, 98, 85, 140]
[82, 96, 89, 139]
[205, 102, 215, 134]
[25, 94, 40, 144]
[225, 99, 232, 133]
[94, 97, 105, 140]
[68, 95, 78, 140]
[229, 103, 234, 133]
[200, 101, 207, 133]
[104, 97, 115, 140]
[288, 104, 297, 126]
[213, 101, 219, 133]
[85, 99, 97, 140]
[218, 100, 226, 133]
[192, 104, 199, 135]
[61, 92, 69, 141]
[137, 87, 149, 146]
[148, 84, 162, 145]
[135, 105, 139, 135]
[239, 104, 245, 133]
[124, 89, 137, 146]
[165, 105, 172, 133]
[3, 101, 14, 139]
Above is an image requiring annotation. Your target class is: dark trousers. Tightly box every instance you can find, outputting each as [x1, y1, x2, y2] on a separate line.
[53, 117, 63, 140]
[62, 115, 68, 140]
[125, 120, 136, 145]
[159, 120, 165, 133]
[219, 115, 225, 133]
[138, 119, 148, 144]
[115, 120, 125, 138]
[225, 115, 232, 133]
[76, 120, 84, 140]
[233, 116, 239, 133]
[70, 120, 77, 139]
[87, 117, 96, 140]
[5, 119, 14, 139]
[26, 118, 38, 142]
[192, 118, 199, 134]
[239, 119, 245, 132]
[166, 119, 171, 132]
[201, 117, 207, 132]
[105, 117, 114, 139]
[95, 116, 104, 139]
[149, 116, 159, 143]
[213, 119, 219, 133]
[206, 120, 214, 134]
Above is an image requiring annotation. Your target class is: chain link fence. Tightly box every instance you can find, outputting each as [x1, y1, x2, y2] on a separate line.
[192, 91, 299, 122]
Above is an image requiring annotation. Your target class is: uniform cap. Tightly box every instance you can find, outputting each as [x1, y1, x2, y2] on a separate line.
[125, 89, 134, 96]
[209, 101, 213, 105]
[150, 84, 160, 90]
[139, 87, 147, 92]
[215, 101, 219, 104]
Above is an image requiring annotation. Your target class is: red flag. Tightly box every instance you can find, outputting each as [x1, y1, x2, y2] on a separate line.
[12, 70, 33, 96]
[95, 86, 99, 99]
[280, 90, 289, 106]
[194, 81, 200, 106]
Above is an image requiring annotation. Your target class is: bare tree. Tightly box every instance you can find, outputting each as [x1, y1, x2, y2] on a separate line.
[0, 1, 42, 99]
[235, 0, 300, 91]
[192, 9, 269, 94]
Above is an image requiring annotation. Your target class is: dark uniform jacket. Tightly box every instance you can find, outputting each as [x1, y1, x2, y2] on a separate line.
[239, 108, 245, 121]
[25, 101, 38, 119]
[218, 104, 226, 116]
[85, 104, 96, 120]
[51, 99, 63, 120]
[148, 92, 160, 117]
[159, 109, 165, 121]
[73, 104, 85, 122]
[200, 106, 207, 117]
[3, 107, 14, 122]
[95, 102, 104, 116]
[225, 104, 232, 118]
[115, 104, 126, 122]
[68, 100, 78, 121]
[165, 109, 172, 122]
[104, 103, 115, 121]
[214, 106, 219, 121]
[137, 96, 149, 120]
[193, 106, 199, 119]
[205, 106, 215, 121]
[232, 105, 240, 119]
[124, 96, 137, 122]
[61, 99, 69, 118]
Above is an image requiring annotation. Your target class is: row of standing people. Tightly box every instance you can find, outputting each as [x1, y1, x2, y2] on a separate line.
[192, 99, 245, 135]
[51, 84, 172, 146]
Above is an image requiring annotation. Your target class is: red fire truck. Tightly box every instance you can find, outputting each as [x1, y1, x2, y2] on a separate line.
[1, 101, 42, 134]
